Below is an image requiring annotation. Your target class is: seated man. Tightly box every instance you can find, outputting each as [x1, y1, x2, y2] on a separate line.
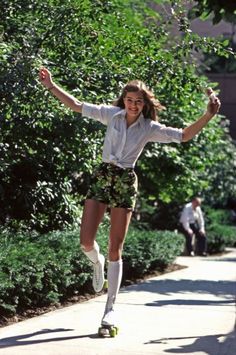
[179, 197, 207, 256]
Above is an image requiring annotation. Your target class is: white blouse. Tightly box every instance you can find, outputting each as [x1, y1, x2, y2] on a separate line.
[82, 102, 182, 169]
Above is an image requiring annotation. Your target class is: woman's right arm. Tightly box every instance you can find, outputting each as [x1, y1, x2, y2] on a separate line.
[39, 68, 82, 113]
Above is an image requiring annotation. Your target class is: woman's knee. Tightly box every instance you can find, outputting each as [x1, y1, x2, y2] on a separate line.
[108, 241, 123, 261]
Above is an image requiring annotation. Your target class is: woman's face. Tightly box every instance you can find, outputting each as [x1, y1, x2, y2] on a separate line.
[123, 91, 145, 121]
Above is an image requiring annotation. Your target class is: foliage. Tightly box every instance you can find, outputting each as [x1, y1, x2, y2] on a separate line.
[0, 224, 184, 317]
[206, 230, 225, 254]
[205, 207, 233, 226]
[204, 207, 236, 253]
[207, 224, 236, 253]
[0, 229, 83, 315]
[212, 224, 236, 247]
[200, 39, 236, 73]
[189, 0, 236, 24]
[188, 1, 236, 73]
[123, 227, 185, 277]
[0, 0, 236, 232]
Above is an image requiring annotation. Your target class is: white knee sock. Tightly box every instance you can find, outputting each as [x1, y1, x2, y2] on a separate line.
[105, 259, 123, 312]
[82, 241, 101, 264]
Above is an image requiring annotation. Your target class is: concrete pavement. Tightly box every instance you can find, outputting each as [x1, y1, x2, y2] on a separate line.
[0, 249, 235, 355]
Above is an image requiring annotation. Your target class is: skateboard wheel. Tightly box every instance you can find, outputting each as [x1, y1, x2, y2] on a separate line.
[103, 279, 108, 290]
[109, 328, 116, 337]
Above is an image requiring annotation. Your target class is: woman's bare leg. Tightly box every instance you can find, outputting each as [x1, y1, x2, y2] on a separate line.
[109, 207, 133, 261]
[80, 199, 107, 251]
[80, 199, 107, 292]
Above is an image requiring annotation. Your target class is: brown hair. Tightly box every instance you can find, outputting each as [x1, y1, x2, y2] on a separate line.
[113, 80, 165, 121]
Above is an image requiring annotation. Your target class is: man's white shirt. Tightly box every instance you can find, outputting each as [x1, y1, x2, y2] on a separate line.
[180, 202, 205, 234]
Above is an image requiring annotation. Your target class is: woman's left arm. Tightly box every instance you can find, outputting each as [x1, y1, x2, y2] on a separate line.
[182, 95, 221, 142]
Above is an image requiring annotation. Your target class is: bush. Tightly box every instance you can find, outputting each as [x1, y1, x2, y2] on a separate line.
[0, 224, 184, 317]
[205, 207, 236, 254]
[207, 229, 225, 255]
[207, 223, 236, 254]
[123, 228, 185, 279]
[1, 0, 236, 233]
[0, 229, 87, 316]
[205, 208, 233, 226]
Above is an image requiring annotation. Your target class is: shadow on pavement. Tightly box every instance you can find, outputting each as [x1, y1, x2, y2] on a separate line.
[0, 328, 99, 348]
[203, 257, 236, 263]
[145, 329, 236, 354]
[146, 298, 235, 307]
[122, 279, 236, 298]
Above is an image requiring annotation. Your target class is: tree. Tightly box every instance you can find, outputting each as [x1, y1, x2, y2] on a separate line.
[0, 0, 235, 232]
[187, 0, 236, 73]
[189, 0, 236, 24]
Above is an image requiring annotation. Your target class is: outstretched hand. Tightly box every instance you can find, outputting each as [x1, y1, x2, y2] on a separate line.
[39, 68, 53, 89]
[206, 88, 221, 116]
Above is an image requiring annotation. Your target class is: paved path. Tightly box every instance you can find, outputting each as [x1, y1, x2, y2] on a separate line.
[0, 249, 235, 355]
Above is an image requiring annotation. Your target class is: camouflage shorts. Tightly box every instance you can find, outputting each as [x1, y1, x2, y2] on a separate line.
[86, 162, 138, 210]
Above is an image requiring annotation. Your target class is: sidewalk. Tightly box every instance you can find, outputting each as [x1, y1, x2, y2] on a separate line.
[0, 249, 235, 355]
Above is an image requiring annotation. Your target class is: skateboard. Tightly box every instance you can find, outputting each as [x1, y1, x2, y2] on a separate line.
[98, 324, 119, 337]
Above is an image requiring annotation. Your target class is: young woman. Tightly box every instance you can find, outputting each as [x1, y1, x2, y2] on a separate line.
[39, 68, 220, 329]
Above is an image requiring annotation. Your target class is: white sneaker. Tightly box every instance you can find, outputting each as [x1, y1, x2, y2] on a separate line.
[102, 309, 115, 326]
[92, 254, 105, 292]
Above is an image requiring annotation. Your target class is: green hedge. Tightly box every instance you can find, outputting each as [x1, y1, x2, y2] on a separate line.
[123, 228, 184, 278]
[0, 225, 184, 317]
[0, 230, 89, 316]
[207, 223, 236, 254]
[205, 207, 236, 254]
[1, 212, 234, 319]
[205, 208, 233, 226]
